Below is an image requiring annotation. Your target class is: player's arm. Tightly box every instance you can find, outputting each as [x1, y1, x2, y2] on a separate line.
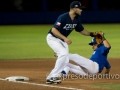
[75, 17, 95, 37]
[105, 68, 110, 74]
[104, 55, 111, 74]
[51, 27, 66, 40]
[52, 16, 66, 40]
[80, 29, 93, 36]
[52, 16, 72, 44]
[102, 38, 111, 48]
[51, 28, 72, 44]
[75, 23, 95, 37]
[102, 68, 110, 78]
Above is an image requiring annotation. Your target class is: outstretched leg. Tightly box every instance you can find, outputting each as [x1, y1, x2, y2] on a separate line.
[63, 63, 88, 76]
[68, 53, 99, 74]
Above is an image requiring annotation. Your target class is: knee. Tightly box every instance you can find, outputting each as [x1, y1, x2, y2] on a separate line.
[59, 51, 68, 57]
[67, 63, 73, 68]
[74, 53, 79, 56]
[72, 53, 80, 57]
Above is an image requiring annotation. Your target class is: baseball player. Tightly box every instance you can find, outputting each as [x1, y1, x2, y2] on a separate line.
[46, 1, 99, 84]
[62, 34, 111, 77]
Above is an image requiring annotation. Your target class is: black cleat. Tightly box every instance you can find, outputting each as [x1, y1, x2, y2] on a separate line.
[46, 79, 53, 84]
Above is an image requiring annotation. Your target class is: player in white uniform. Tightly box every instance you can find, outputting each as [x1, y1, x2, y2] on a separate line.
[46, 1, 98, 84]
[61, 37, 111, 77]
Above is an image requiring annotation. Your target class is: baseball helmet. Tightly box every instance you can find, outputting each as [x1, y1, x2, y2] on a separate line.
[89, 38, 97, 46]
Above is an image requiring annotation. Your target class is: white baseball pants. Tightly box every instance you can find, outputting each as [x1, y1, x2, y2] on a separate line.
[46, 34, 69, 79]
[63, 53, 99, 75]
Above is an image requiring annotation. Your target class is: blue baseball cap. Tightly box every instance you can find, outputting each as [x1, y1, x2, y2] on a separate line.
[89, 38, 97, 45]
[70, 1, 85, 9]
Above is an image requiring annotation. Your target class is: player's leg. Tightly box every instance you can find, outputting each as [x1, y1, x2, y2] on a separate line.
[62, 63, 88, 76]
[68, 53, 99, 74]
[46, 34, 69, 84]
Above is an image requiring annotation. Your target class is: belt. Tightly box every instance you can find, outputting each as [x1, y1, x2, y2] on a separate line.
[49, 33, 64, 42]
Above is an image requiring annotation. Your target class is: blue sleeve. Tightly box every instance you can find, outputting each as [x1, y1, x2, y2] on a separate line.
[100, 46, 111, 55]
[75, 17, 84, 32]
[105, 59, 111, 69]
[53, 16, 64, 30]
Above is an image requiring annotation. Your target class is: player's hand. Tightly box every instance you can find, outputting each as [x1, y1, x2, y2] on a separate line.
[105, 68, 110, 74]
[64, 38, 72, 45]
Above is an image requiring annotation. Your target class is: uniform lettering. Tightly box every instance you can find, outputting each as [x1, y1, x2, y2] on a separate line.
[63, 24, 77, 30]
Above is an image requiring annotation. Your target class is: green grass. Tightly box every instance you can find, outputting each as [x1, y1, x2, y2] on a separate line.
[0, 24, 120, 59]
[92, 83, 120, 90]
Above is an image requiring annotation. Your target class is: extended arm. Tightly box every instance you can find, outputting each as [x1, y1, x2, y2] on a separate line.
[80, 29, 95, 37]
[102, 37, 111, 48]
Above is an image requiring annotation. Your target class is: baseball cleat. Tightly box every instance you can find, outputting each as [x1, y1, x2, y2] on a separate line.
[46, 79, 53, 84]
[46, 77, 61, 84]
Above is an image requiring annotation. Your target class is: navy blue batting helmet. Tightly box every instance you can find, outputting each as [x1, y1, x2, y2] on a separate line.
[89, 38, 97, 45]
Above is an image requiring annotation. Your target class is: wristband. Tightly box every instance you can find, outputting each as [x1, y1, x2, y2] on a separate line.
[90, 32, 94, 37]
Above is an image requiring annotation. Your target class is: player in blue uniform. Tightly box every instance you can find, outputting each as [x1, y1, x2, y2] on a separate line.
[46, 1, 98, 84]
[62, 36, 111, 77]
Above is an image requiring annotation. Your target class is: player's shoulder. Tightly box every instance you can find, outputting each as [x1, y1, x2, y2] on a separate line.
[75, 16, 81, 20]
[98, 45, 111, 50]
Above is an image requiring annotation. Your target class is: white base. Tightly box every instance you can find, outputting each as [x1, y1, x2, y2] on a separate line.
[5, 76, 29, 81]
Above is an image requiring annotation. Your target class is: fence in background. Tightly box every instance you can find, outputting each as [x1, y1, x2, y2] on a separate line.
[0, 10, 120, 24]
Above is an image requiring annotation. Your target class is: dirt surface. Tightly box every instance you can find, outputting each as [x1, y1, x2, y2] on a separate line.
[0, 58, 120, 90]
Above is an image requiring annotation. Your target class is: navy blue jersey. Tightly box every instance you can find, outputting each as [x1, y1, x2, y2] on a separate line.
[48, 12, 84, 38]
[90, 45, 111, 72]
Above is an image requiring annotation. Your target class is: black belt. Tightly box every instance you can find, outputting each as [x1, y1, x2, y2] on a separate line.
[49, 33, 64, 42]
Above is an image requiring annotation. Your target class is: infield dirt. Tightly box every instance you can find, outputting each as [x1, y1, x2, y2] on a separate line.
[0, 58, 120, 90]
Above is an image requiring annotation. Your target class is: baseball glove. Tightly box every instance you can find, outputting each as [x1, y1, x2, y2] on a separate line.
[94, 31, 104, 44]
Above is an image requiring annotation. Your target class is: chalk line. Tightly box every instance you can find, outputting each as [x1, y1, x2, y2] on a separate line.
[0, 78, 84, 90]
